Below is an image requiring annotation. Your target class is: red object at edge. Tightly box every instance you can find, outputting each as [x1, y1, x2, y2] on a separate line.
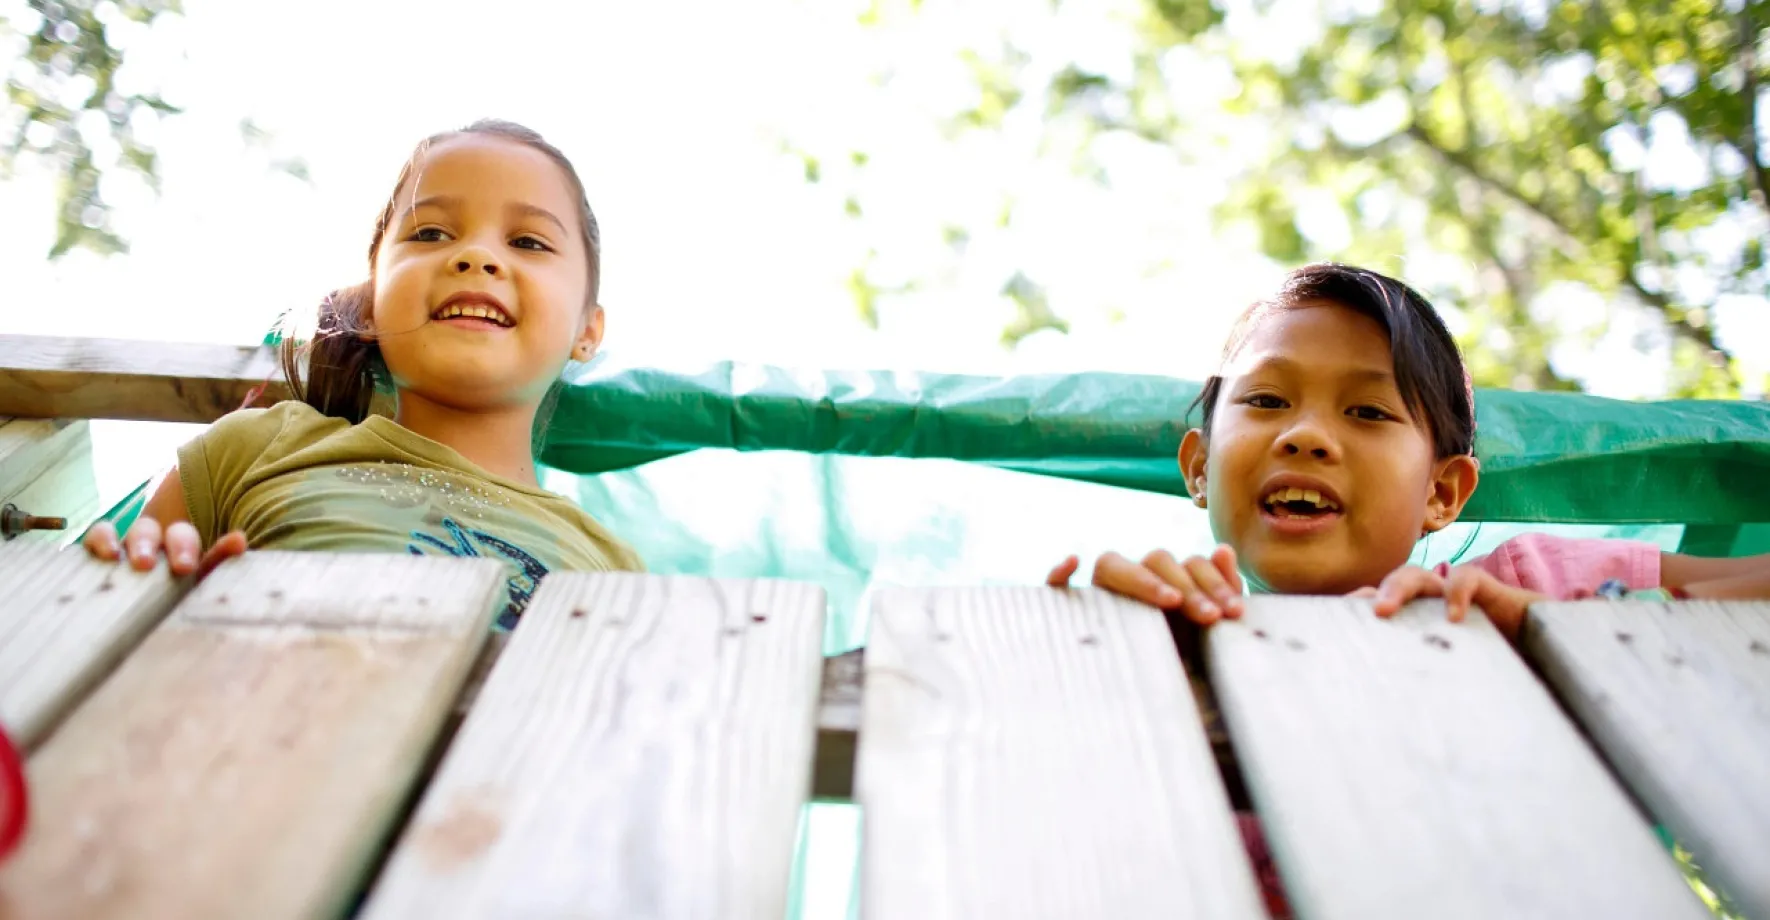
[0, 723, 25, 862]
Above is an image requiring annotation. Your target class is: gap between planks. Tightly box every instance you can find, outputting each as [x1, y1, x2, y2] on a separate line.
[1524, 599, 1770, 920]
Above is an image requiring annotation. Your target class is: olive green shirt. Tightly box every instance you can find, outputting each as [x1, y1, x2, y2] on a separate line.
[179, 400, 643, 629]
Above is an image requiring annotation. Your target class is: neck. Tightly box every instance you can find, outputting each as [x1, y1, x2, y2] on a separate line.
[393, 389, 542, 487]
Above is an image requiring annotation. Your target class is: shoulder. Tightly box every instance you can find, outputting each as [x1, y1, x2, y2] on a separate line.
[539, 496, 646, 572]
[1464, 532, 1660, 598]
[198, 400, 347, 449]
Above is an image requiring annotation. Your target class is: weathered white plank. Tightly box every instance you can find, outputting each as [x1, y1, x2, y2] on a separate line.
[858, 586, 1265, 920]
[0, 551, 503, 920]
[1525, 599, 1770, 919]
[0, 417, 87, 501]
[0, 420, 102, 546]
[0, 335, 286, 423]
[360, 573, 827, 920]
[1209, 597, 1708, 920]
[0, 543, 185, 749]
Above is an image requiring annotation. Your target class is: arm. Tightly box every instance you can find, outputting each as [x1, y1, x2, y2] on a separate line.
[1661, 552, 1770, 599]
[83, 466, 246, 576]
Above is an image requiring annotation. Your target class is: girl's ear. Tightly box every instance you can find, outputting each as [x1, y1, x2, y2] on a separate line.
[1423, 454, 1480, 533]
[571, 303, 606, 362]
[1179, 428, 1209, 507]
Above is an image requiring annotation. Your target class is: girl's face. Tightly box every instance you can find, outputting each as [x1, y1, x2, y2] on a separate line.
[370, 134, 599, 411]
[1180, 302, 1477, 594]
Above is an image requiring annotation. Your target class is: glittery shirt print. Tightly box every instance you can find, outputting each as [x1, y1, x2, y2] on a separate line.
[330, 462, 557, 629]
[408, 518, 550, 629]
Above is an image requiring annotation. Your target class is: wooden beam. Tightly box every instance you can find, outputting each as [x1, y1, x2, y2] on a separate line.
[1525, 599, 1770, 919]
[0, 418, 102, 546]
[1208, 597, 1709, 920]
[0, 334, 286, 423]
[0, 543, 186, 750]
[857, 586, 1265, 919]
[0, 552, 503, 920]
[360, 573, 826, 920]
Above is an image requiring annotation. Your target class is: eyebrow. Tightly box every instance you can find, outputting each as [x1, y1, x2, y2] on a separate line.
[401, 196, 568, 237]
[1246, 356, 1396, 385]
[510, 202, 568, 236]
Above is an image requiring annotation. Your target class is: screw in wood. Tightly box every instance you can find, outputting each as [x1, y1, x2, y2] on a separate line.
[0, 504, 67, 541]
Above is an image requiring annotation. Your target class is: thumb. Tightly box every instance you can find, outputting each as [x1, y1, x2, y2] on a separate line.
[1047, 555, 1080, 587]
[195, 531, 248, 580]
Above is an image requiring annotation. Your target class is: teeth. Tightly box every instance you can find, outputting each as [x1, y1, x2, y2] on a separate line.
[1263, 487, 1340, 511]
[434, 303, 510, 325]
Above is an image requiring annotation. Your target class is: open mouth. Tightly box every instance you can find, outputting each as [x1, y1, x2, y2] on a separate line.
[1260, 487, 1342, 520]
[431, 301, 514, 328]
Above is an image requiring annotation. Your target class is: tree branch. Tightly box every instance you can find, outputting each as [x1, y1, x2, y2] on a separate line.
[1404, 123, 1731, 363]
[1737, 10, 1770, 210]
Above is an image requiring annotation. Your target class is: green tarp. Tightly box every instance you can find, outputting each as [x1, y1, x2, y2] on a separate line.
[544, 360, 1770, 525]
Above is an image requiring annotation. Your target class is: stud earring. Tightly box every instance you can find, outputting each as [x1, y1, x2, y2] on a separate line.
[1192, 481, 1207, 507]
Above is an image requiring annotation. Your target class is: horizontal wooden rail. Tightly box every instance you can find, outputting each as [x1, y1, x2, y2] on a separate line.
[0, 334, 286, 423]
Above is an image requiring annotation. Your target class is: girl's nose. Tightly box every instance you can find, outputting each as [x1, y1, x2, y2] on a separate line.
[1279, 422, 1338, 460]
[451, 245, 504, 277]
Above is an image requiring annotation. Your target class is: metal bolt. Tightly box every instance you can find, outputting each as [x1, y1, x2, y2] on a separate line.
[0, 504, 67, 541]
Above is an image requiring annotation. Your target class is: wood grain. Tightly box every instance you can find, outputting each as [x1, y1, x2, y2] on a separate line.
[0, 335, 286, 423]
[0, 418, 86, 501]
[0, 551, 503, 920]
[1525, 599, 1770, 919]
[1209, 596, 1709, 920]
[0, 544, 186, 749]
[0, 419, 101, 546]
[359, 573, 827, 920]
[858, 586, 1265, 920]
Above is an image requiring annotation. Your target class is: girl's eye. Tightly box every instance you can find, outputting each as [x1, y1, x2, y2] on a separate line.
[1244, 394, 1286, 410]
[1348, 405, 1393, 421]
[511, 236, 552, 252]
[409, 227, 450, 243]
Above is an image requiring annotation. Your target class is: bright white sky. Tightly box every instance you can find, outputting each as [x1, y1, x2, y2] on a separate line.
[2, 0, 1764, 386]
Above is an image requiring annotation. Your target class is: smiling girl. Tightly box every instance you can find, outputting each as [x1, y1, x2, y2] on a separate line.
[85, 120, 643, 628]
[1051, 262, 1769, 635]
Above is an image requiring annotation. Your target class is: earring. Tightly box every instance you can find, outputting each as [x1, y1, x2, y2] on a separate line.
[1192, 480, 1207, 508]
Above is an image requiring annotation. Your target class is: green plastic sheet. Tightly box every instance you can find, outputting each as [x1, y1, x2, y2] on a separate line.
[545, 359, 1770, 525]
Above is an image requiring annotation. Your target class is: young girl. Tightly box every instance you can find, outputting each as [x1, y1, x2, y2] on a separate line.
[84, 119, 643, 628]
[1049, 262, 1769, 636]
[1044, 262, 1767, 918]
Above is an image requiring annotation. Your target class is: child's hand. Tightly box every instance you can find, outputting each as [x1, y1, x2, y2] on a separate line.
[82, 518, 247, 579]
[1047, 545, 1245, 625]
[1351, 564, 1546, 640]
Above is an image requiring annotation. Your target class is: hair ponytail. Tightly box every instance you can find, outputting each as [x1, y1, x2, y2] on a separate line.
[280, 282, 384, 423]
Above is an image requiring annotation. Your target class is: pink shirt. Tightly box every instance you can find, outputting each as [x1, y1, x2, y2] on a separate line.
[1442, 532, 1662, 598]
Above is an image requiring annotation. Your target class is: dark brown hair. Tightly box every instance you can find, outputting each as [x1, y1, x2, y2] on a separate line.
[280, 119, 601, 425]
[1189, 263, 1478, 459]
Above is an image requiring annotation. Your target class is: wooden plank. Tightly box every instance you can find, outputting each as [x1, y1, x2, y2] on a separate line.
[0, 543, 186, 749]
[1, 420, 102, 546]
[1208, 597, 1709, 920]
[0, 551, 503, 920]
[1525, 599, 1770, 919]
[0, 417, 87, 502]
[0, 334, 286, 423]
[360, 573, 826, 920]
[858, 586, 1265, 920]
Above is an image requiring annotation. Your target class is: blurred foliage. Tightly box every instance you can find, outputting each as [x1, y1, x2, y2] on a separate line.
[1, 0, 182, 257]
[2, 0, 305, 260]
[821, 0, 1769, 396]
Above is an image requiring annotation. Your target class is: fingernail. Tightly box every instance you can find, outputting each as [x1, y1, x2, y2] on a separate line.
[1199, 602, 1219, 618]
[1157, 588, 1183, 607]
[175, 550, 196, 569]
